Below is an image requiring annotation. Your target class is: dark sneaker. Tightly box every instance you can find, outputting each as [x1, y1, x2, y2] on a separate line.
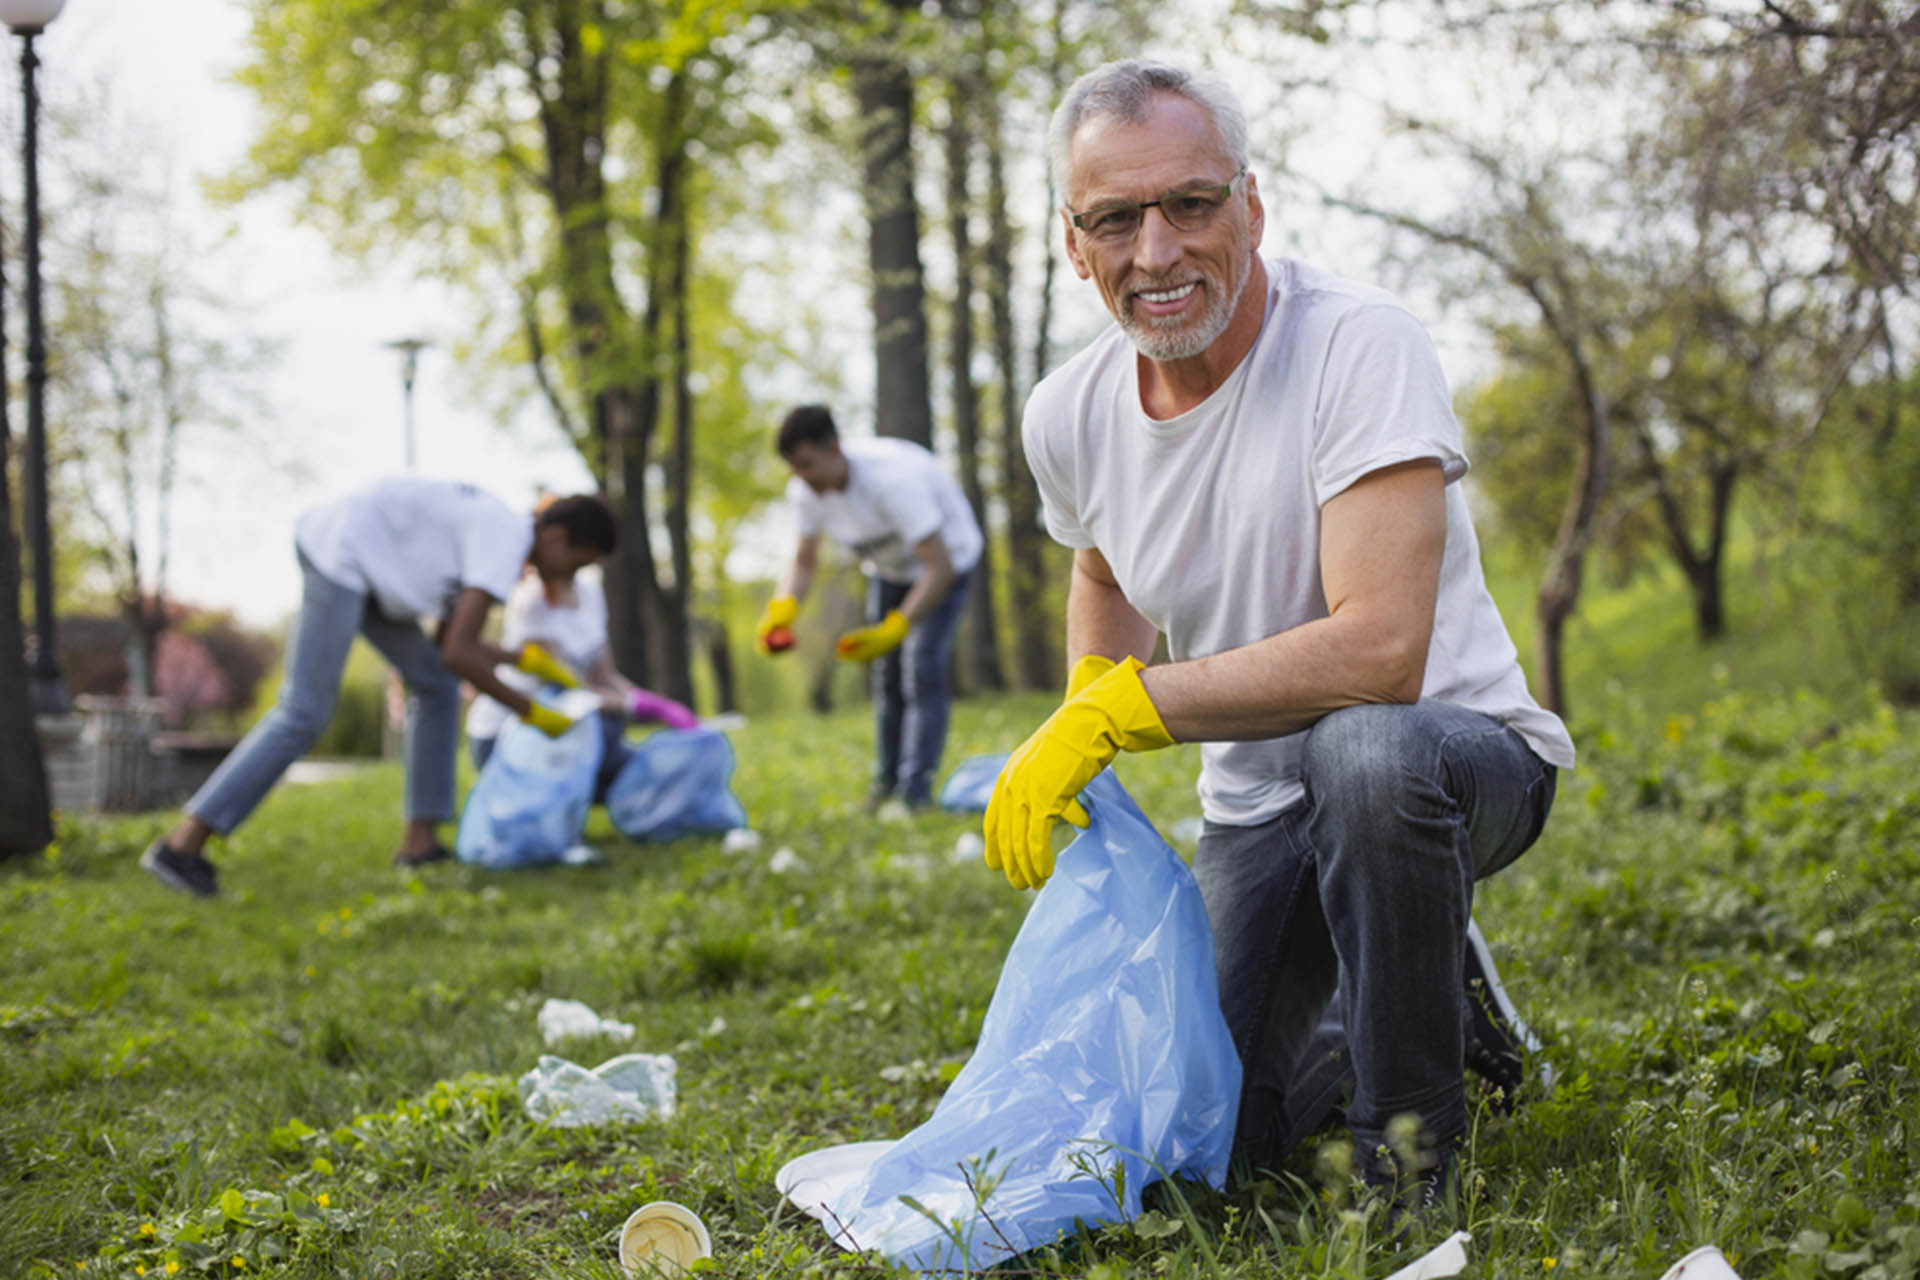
[1463, 917, 1548, 1101]
[393, 843, 453, 868]
[1359, 1131, 1460, 1238]
[141, 838, 219, 898]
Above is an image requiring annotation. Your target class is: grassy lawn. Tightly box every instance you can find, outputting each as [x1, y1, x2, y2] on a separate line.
[6, 665, 1919, 1276]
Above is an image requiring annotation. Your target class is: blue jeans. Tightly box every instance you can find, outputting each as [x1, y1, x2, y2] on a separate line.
[187, 550, 462, 833]
[869, 570, 972, 806]
[1192, 701, 1556, 1171]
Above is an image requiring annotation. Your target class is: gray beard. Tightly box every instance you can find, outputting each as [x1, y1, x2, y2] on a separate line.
[1120, 260, 1249, 362]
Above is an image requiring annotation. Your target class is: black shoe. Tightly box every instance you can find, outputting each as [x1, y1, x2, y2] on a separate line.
[141, 838, 220, 898]
[1463, 917, 1547, 1102]
[393, 843, 453, 868]
[1359, 1132, 1459, 1237]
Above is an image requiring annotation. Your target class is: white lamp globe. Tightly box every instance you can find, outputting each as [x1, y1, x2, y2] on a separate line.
[0, 0, 67, 33]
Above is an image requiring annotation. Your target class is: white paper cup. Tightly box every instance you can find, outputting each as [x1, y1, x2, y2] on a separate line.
[619, 1200, 712, 1276]
[1658, 1245, 1743, 1280]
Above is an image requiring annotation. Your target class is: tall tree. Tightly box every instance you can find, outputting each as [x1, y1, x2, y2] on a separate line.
[848, 0, 936, 445]
[1, 205, 54, 857]
[940, 33, 1007, 692]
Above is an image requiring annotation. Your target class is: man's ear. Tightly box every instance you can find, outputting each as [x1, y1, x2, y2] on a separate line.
[1062, 208, 1092, 280]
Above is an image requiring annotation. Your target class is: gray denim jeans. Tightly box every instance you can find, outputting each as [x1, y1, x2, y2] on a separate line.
[1192, 700, 1556, 1172]
[187, 549, 462, 834]
[869, 569, 972, 806]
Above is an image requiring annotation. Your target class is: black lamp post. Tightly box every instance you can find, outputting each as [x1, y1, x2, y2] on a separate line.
[2, 0, 68, 715]
[383, 337, 429, 470]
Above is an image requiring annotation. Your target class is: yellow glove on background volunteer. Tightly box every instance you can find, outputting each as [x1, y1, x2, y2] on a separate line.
[523, 701, 576, 738]
[516, 642, 580, 689]
[836, 609, 910, 662]
[756, 596, 799, 655]
[983, 655, 1174, 890]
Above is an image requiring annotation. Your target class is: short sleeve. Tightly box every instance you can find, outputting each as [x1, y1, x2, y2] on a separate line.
[462, 508, 534, 603]
[1021, 385, 1095, 550]
[787, 475, 823, 537]
[1311, 304, 1468, 507]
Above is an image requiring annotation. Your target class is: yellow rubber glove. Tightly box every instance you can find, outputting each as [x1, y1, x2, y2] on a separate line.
[984, 656, 1175, 890]
[1064, 653, 1117, 700]
[523, 700, 576, 738]
[516, 642, 580, 689]
[836, 610, 910, 662]
[756, 596, 800, 656]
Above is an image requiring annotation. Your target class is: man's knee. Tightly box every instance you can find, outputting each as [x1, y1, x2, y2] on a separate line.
[1302, 704, 1440, 796]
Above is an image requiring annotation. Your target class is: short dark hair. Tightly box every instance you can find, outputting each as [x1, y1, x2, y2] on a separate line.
[777, 404, 838, 456]
[536, 493, 618, 554]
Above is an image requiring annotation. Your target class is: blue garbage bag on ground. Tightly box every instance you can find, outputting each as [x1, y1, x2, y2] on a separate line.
[604, 727, 747, 841]
[786, 769, 1241, 1272]
[937, 752, 1009, 813]
[455, 702, 603, 869]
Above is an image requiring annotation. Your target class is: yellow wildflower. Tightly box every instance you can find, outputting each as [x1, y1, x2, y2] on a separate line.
[318, 1193, 330, 1207]
[139, 1222, 157, 1237]
[166, 1266, 180, 1277]
[232, 1258, 247, 1270]
[1544, 1260, 1558, 1271]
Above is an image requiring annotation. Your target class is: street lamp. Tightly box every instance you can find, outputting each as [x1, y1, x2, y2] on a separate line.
[1, 0, 69, 715]
[383, 336, 430, 470]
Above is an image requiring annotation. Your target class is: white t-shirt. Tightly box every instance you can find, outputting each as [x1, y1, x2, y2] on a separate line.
[787, 436, 984, 583]
[466, 571, 612, 741]
[1023, 257, 1575, 826]
[295, 477, 532, 622]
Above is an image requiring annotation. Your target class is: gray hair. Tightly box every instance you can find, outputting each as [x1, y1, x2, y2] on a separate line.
[1047, 59, 1251, 207]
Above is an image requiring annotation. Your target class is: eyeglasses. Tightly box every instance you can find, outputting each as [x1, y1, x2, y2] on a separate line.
[1068, 170, 1246, 242]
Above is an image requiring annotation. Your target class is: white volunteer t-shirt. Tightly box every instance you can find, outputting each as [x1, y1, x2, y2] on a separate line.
[787, 436, 984, 583]
[466, 570, 611, 741]
[1023, 256, 1575, 826]
[295, 477, 532, 622]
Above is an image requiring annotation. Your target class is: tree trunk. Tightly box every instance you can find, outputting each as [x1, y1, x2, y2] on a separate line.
[704, 617, 737, 713]
[601, 385, 665, 685]
[534, 4, 686, 695]
[1533, 334, 1611, 719]
[660, 70, 697, 706]
[944, 67, 1006, 694]
[983, 80, 1055, 690]
[852, 21, 934, 447]
[0, 210, 53, 856]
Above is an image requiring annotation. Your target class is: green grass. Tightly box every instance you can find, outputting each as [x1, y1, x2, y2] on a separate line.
[6, 593, 1920, 1277]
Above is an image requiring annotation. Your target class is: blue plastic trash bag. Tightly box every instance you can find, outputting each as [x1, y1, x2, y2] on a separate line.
[781, 769, 1241, 1272]
[455, 702, 603, 869]
[604, 727, 747, 842]
[937, 752, 1009, 813]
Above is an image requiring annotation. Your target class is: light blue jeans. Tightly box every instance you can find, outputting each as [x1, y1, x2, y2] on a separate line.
[869, 569, 973, 806]
[1192, 700, 1556, 1171]
[187, 550, 461, 833]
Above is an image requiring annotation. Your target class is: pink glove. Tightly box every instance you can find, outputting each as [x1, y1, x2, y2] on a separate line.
[628, 688, 698, 729]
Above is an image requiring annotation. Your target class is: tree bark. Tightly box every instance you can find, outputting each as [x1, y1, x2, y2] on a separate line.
[0, 206, 53, 856]
[661, 71, 697, 706]
[531, 3, 692, 697]
[852, 14, 934, 447]
[1532, 311, 1611, 720]
[943, 66, 1005, 693]
[983, 76, 1055, 690]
